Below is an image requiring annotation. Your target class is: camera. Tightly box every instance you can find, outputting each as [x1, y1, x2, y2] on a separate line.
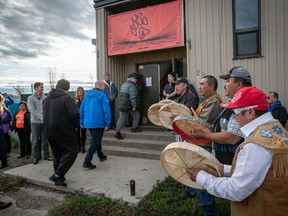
[0, 93, 8, 97]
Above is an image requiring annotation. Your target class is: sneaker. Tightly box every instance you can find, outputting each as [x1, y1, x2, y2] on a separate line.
[49, 174, 67, 187]
[17, 155, 26, 158]
[44, 156, 53, 161]
[131, 127, 142, 132]
[32, 159, 39, 165]
[99, 155, 107, 162]
[83, 163, 97, 169]
[114, 132, 123, 140]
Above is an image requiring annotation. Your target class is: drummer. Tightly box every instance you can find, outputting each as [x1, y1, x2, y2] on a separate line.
[180, 75, 222, 216]
[174, 77, 199, 111]
[195, 75, 222, 129]
[193, 66, 252, 164]
[186, 86, 288, 215]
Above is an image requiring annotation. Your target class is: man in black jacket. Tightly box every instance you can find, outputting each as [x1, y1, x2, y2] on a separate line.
[43, 79, 79, 187]
[267, 91, 288, 127]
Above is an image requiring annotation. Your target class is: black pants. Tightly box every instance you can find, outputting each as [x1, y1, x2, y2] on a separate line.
[0, 129, 7, 168]
[215, 149, 235, 165]
[49, 138, 78, 177]
[4, 133, 11, 154]
[76, 126, 86, 149]
[17, 129, 31, 156]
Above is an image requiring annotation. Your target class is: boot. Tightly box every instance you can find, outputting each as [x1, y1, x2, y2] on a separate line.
[114, 132, 123, 140]
[131, 127, 142, 132]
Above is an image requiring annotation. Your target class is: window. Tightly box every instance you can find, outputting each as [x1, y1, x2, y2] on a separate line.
[232, 0, 261, 59]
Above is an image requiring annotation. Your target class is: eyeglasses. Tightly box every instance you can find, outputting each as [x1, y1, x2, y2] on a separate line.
[232, 105, 258, 116]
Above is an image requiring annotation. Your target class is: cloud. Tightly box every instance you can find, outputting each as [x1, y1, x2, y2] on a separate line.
[0, 0, 94, 60]
[0, 0, 96, 90]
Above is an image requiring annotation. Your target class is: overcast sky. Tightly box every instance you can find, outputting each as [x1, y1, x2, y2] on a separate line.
[0, 0, 96, 94]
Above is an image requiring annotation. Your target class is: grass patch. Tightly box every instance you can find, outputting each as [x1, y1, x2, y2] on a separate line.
[49, 194, 136, 216]
[0, 175, 27, 191]
[48, 177, 230, 216]
[11, 137, 20, 149]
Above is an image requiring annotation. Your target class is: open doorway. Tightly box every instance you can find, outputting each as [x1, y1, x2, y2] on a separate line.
[136, 58, 182, 125]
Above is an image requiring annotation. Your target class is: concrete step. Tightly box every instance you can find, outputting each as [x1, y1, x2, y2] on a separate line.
[102, 137, 168, 150]
[103, 129, 176, 141]
[102, 145, 162, 160]
[101, 128, 175, 160]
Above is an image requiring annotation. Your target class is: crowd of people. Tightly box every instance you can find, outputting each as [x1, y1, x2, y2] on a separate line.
[163, 67, 288, 215]
[1, 67, 288, 213]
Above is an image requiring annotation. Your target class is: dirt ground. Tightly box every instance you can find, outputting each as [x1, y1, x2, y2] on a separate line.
[0, 152, 67, 216]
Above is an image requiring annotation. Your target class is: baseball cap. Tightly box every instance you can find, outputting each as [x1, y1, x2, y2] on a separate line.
[127, 73, 138, 79]
[220, 86, 268, 111]
[175, 77, 189, 85]
[219, 66, 251, 81]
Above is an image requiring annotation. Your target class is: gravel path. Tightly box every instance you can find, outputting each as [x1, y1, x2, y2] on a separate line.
[0, 153, 67, 216]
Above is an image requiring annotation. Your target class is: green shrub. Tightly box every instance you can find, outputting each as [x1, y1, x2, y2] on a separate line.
[48, 177, 230, 216]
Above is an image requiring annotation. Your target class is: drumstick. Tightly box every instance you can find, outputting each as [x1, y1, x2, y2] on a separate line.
[190, 107, 198, 117]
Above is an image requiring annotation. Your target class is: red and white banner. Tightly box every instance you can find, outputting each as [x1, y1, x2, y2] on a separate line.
[107, 0, 184, 56]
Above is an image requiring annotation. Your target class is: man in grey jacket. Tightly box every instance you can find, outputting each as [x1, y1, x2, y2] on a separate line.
[114, 73, 142, 140]
[103, 72, 118, 129]
[27, 82, 52, 164]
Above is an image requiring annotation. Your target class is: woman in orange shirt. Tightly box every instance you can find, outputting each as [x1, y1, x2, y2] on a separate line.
[12, 101, 31, 158]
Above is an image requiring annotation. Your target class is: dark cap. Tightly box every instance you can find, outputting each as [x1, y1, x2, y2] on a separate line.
[219, 66, 251, 81]
[175, 77, 189, 85]
[56, 79, 70, 91]
[127, 73, 138, 79]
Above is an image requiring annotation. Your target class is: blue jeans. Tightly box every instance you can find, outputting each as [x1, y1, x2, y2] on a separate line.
[186, 186, 216, 216]
[186, 147, 216, 216]
[110, 102, 116, 128]
[84, 128, 104, 164]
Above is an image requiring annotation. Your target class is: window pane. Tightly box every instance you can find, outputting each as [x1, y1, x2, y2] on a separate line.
[235, 0, 258, 30]
[236, 33, 258, 55]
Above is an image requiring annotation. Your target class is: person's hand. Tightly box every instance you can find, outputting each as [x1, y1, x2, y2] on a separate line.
[193, 129, 207, 139]
[132, 108, 136, 111]
[104, 127, 109, 131]
[109, 96, 115, 101]
[186, 167, 201, 182]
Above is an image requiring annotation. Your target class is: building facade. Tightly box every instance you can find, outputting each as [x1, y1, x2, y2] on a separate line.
[93, 0, 288, 124]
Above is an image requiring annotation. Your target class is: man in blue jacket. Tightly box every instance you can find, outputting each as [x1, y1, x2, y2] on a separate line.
[80, 80, 111, 169]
